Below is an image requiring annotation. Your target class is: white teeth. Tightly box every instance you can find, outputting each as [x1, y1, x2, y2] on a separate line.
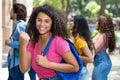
[39, 28, 45, 30]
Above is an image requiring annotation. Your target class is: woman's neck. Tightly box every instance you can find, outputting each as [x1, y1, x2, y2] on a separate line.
[38, 32, 52, 53]
[39, 32, 52, 43]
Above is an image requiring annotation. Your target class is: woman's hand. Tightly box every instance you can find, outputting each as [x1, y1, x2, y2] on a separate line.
[19, 32, 31, 73]
[19, 32, 30, 45]
[36, 55, 51, 68]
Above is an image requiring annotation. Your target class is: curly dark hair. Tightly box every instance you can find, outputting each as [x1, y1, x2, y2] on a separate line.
[97, 14, 116, 54]
[13, 3, 27, 21]
[26, 4, 69, 46]
[72, 16, 92, 49]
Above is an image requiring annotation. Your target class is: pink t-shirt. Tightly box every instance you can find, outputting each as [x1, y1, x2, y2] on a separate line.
[27, 35, 70, 78]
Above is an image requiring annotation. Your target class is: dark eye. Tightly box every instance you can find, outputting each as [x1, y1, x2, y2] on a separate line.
[45, 20, 49, 23]
[45, 19, 52, 23]
[36, 19, 41, 23]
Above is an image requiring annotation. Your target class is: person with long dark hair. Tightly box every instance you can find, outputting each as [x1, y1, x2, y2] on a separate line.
[19, 4, 79, 80]
[69, 16, 93, 80]
[92, 14, 116, 80]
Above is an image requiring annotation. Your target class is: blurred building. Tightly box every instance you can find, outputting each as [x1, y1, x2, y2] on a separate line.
[0, 0, 32, 69]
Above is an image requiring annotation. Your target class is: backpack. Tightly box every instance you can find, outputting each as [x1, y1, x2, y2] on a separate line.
[43, 35, 83, 80]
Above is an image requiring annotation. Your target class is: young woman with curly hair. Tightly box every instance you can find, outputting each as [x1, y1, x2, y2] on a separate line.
[92, 14, 116, 80]
[19, 4, 79, 80]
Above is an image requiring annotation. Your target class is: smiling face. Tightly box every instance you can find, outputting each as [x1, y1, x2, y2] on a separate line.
[36, 12, 52, 35]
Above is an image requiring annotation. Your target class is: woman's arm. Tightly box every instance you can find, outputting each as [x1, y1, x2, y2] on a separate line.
[7, 23, 26, 48]
[7, 40, 20, 48]
[80, 47, 93, 64]
[19, 32, 31, 73]
[36, 50, 79, 73]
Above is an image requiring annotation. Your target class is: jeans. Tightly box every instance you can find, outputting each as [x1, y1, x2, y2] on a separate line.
[92, 50, 112, 80]
[39, 75, 62, 80]
[78, 66, 89, 80]
[28, 67, 36, 80]
[8, 65, 24, 80]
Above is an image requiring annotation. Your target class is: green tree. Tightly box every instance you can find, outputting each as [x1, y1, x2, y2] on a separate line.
[32, 0, 120, 18]
[32, 0, 71, 15]
[33, 0, 62, 9]
[84, 1, 100, 17]
[107, 0, 120, 17]
[95, 0, 120, 17]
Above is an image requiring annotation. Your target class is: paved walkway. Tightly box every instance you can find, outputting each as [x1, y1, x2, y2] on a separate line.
[0, 54, 39, 80]
[0, 50, 120, 80]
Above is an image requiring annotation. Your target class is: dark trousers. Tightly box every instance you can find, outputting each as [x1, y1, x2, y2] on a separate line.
[28, 67, 36, 80]
[8, 65, 24, 80]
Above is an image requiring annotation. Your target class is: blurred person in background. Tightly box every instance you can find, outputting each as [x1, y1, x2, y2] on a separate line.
[69, 15, 93, 80]
[92, 14, 116, 80]
[5, 3, 36, 80]
[5, 3, 27, 80]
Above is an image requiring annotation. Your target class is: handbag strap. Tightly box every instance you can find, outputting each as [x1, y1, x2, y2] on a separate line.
[42, 35, 54, 56]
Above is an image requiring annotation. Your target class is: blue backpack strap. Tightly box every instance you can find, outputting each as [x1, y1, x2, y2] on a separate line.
[42, 35, 54, 56]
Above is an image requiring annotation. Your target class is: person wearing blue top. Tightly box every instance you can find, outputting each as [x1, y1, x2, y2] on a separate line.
[5, 3, 36, 80]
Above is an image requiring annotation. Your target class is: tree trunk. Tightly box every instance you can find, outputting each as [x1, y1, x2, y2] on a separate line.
[115, 2, 119, 17]
[81, 0, 89, 15]
[66, 0, 70, 15]
[61, 0, 70, 16]
[61, 0, 65, 10]
[99, 0, 106, 15]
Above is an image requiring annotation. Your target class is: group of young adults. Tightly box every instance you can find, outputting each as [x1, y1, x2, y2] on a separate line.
[5, 2, 116, 80]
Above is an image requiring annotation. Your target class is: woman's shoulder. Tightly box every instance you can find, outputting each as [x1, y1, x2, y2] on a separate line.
[17, 20, 27, 28]
[54, 35, 69, 45]
[54, 35, 70, 55]
[54, 35, 66, 42]
[75, 36, 86, 43]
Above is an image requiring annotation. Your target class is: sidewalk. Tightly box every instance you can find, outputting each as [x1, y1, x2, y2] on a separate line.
[0, 67, 39, 80]
[0, 50, 120, 80]
[0, 54, 39, 80]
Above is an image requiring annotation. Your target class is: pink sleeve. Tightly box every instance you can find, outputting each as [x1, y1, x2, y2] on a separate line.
[55, 37, 70, 55]
[27, 41, 33, 53]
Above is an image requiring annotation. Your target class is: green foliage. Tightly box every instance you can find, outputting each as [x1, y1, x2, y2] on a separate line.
[33, 0, 63, 10]
[84, 1, 100, 17]
[33, 0, 40, 6]
[42, 0, 62, 9]
[104, 10, 113, 16]
[70, 0, 87, 16]
[106, 0, 120, 17]
[84, 0, 114, 17]
[32, 0, 120, 18]
[106, 0, 120, 4]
